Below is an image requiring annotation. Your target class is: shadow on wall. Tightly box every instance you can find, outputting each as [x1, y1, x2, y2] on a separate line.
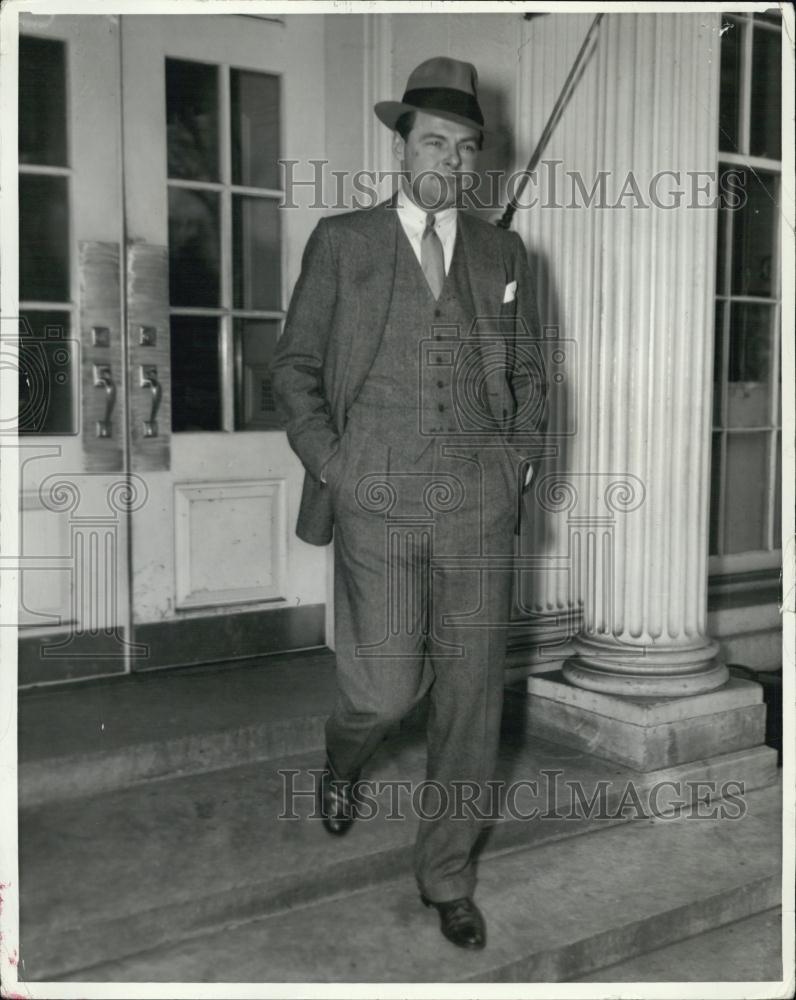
[468, 80, 515, 228]
[730, 664, 783, 766]
[515, 246, 575, 646]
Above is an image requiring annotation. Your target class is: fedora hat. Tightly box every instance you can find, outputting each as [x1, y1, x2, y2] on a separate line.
[374, 56, 486, 135]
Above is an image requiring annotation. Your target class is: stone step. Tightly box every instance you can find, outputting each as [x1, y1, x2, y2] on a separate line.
[19, 651, 338, 808]
[574, 907, 783, 982]
[46, 782, 782, 984]
[19, 709, 778, 981]
[19, 650, 529, 809]
[19, 651, 781, 810]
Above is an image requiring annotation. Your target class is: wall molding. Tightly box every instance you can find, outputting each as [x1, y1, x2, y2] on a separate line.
[18, 490, 72, 628]
[173, 478, 288, 610]
[362, 13, 393, 183]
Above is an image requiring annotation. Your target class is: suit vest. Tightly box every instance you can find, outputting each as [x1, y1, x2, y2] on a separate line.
[346, 223, 477, 462]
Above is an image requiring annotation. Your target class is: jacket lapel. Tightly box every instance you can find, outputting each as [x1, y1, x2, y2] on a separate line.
[343, 197, 400, 411]
[457, 211, 504, 320]
[457, 212, 518, 433]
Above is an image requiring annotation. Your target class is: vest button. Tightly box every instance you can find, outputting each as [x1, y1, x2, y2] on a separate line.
[434, 309, 442, 318]
[436, 380, 444, 389]
[438, 403, 445, 412]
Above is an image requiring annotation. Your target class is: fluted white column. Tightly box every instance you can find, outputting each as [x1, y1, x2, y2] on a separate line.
[518, 13, 726, 696]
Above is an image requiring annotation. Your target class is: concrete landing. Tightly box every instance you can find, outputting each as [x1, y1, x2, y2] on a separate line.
[48, 783, 782, 983]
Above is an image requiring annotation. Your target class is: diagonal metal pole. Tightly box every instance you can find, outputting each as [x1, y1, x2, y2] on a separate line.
[497, 13, 604, 230]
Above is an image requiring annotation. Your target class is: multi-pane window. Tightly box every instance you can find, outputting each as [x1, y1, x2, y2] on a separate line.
[710, 12, 781, 566]
[18, 35, 75, 435]
[165, 58, 283, 432]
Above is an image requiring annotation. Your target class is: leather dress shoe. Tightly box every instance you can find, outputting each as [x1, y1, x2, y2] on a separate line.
[319, 761, 357, 836]
[421, 894, 486, 950]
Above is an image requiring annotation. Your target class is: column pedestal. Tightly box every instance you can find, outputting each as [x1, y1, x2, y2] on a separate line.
[527, 670, 768, 772]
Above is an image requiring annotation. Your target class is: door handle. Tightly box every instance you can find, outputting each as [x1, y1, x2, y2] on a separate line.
[139, 365, 162, 438]
[93, 364, 117, 438]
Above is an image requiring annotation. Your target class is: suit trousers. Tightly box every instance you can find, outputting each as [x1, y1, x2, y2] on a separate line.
[324, 414, 517, 902]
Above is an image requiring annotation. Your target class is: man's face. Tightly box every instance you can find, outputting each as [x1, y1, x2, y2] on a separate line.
[393, 111, 480, 211]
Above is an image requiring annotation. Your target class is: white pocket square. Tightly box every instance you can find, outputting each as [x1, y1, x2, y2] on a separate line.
[503, 280, 517, 304]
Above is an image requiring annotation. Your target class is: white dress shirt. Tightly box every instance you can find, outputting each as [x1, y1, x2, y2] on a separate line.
[395, 187, 457, 273]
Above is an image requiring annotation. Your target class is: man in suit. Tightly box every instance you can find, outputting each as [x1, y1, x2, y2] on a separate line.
[271, 57, 546, 950]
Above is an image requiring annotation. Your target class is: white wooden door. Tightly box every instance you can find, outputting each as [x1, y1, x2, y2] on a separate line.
[16, 13, 329, 682]
[16, 14, 133, 685]
[119, 15, 328, 668]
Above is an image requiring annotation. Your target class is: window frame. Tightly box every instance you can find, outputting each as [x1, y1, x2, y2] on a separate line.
[165, 55, 285, 434]
[18, 32, 79, 437]
[710, 12, 782, 576]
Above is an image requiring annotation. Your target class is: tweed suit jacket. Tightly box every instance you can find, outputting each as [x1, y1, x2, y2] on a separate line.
[271, 198, 548, 546]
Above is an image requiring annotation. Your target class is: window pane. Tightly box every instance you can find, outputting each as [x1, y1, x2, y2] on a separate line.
[723, 432, 768, 553]
[170, 316, 220, 432]
[232, 196, 281, 310]
[727, 303, 774, 427]
[18, 312, 74, 435]
[19, 174, 69, 302]
[731, 171, 777, 297]
[773, 431, 781, 548]
[715, 196, 729, 295]
[166, 59, 219, 182]
[19, 36, 67, 167]
[231, 70, 280, 189]
[713, 301, 724, 427]
[168, 188, 220, 307]
[750, 27, 781, 159]
[776, 324, 781, 425]
[709, 431, 722, 556]
[234, 319, 281, 430]
[718, 20, 741, 153]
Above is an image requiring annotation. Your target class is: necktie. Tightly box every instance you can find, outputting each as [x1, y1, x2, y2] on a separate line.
[421, 212, 445, 300]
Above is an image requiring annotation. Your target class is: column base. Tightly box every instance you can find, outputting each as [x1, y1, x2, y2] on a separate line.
[564, 634, 728, 696]
[527, 670, 768, 771]
[512, 606, 582, 675]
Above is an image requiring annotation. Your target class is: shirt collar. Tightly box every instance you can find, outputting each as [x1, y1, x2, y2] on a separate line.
[396, 184, 457, 233]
